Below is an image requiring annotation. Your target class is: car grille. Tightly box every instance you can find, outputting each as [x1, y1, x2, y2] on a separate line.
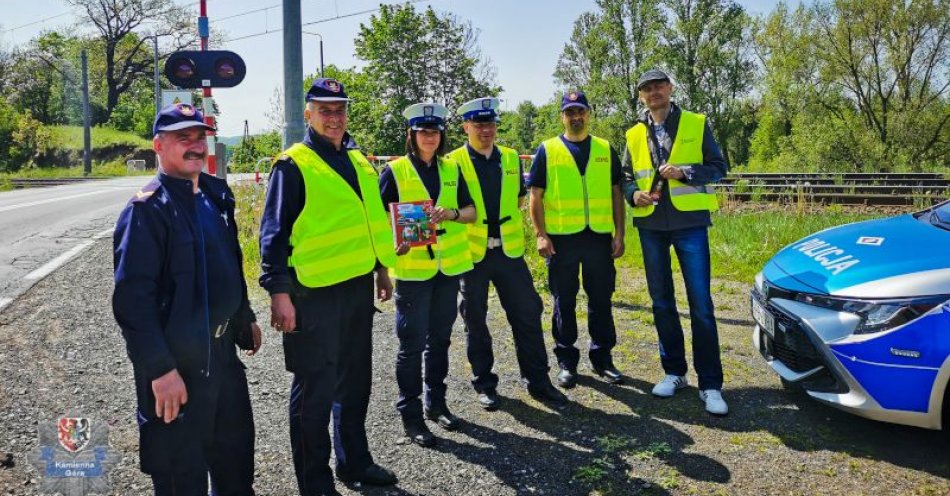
[753, 287, 848, 393]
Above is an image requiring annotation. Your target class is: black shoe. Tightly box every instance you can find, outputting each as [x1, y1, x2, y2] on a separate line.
[556, 368, 577, 389]
[528, 383, 569, 407]
[337, 463, 398, 486]
[477, 390, 500, 411]
[403, 421, 437, 447]
[424, 407, 461, 431]
[593, 365, 624, 384]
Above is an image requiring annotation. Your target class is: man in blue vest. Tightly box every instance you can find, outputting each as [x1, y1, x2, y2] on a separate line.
[527, 90, 627, 389]
[113, 103, 262, 495]
[260, 79, 398, 495]
[621, 69, 730, 415]
[449, 97, 569, 411]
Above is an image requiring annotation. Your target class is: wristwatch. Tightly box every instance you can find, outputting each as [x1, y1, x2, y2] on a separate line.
[452, 208, 460, 220]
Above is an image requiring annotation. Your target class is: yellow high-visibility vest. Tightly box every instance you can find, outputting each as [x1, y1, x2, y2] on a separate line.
[625, 110, 718, 217]
[540, 136, 614, 234]
[448, 145, 525, 262]
[389, 155, 474, 280]
[285, 143, 396, 288]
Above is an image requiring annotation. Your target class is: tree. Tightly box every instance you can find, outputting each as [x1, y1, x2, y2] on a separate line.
[663, 0, 755, 165]
[67, 0, 194, 122]
[352, 4, 500, 155]
[497, 101, 539, 153]
[555, 0, 665, 126]
[812, 0, 950, 170]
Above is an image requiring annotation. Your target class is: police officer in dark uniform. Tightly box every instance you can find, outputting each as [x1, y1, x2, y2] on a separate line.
[379, 102, 476, 447]
[260, 79, 398, 496]
[113, 103, 262, 495]
[528, 90, 627, 389]
[447, 97, 569, 410]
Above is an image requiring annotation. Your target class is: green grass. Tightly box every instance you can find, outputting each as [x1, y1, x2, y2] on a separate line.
[47, 125, 151, 150]
[0, 160, 153, 179]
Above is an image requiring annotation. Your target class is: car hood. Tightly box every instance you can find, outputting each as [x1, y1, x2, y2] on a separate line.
[768, 214, 950, 298]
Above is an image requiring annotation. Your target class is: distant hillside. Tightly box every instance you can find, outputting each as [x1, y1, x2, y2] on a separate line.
[41, 126, 154, 168]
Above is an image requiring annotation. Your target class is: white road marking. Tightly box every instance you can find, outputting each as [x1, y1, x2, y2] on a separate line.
[0, 190, 121, 214]
[24, 241, 95, 281]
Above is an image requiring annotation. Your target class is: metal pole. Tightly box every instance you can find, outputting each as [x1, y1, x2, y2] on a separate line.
[283, 0, 304, 149]
[153, 35, 160, 123]
[199, 0, 217, 175]
[319, 38, 324, 77]
[81, 50, 91, 176]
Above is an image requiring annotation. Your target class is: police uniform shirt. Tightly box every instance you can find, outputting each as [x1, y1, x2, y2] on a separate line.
[465, 144, 526, 238]
[259, 127, 365, 295]
[525, 135, 622, 190]
[196, 190, 242, 326]
[378, 153, 475, 211]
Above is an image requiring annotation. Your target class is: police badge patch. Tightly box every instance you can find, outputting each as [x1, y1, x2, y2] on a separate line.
[178, 103, 196, 116]
[57, 417, 90, 453]
[568, 92, 578, 101]
[326, 79, 341, 92]
[424, 105, 434, 117]
[30, 415, 115, 496]
[481, 99, 492, 109]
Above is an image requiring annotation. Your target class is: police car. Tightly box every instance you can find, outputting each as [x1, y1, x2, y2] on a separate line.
[751, 200, 950, 430]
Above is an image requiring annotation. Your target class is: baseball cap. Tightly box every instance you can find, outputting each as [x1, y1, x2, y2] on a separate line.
[306, 78, 350, 102]
[561, 90, 590, 111]
[152, 103, 214, 135]
[637, 69, 671, 90]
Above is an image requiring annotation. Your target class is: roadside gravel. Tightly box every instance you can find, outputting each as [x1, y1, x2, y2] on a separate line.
[0, 239, 947, 495]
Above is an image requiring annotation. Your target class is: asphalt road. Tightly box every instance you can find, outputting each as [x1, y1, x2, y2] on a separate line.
[0, 177, 150, 312]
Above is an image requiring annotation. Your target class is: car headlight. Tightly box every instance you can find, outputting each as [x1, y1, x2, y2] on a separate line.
[753, 271, 765, 296]
[795, 294, 946, 335]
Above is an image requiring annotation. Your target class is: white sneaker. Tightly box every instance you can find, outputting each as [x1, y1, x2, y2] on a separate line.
[699, 389, 729, 415]
[651, 374, 687, 397]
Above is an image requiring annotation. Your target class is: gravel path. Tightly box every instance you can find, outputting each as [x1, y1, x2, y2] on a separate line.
[0, 239, 947, 495]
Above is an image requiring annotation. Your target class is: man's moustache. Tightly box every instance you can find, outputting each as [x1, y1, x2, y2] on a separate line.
[183, 153, 206, 160]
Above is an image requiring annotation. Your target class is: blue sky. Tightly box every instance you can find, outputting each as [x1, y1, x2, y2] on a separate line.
[2, 0, 791, 136]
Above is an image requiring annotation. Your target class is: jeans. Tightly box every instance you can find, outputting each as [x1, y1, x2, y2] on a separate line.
[638, 226, 723, 390]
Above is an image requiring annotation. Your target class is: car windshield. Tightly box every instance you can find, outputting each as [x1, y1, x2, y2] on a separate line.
[926, 201, 950, 231]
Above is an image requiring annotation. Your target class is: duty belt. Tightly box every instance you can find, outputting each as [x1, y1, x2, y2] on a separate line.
[486, 237, 503, 249]
[212, 320, 229, 339]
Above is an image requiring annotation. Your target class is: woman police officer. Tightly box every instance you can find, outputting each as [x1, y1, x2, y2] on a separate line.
[378, 102, 476, 447]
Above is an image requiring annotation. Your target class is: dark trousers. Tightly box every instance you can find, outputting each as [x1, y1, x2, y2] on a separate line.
[547, 230, 617, 371]
[148, 343, 255, 496]
[638, 226, 723, 390]
[460, 248, 552, 393]
[394, 273, 460, 421]
[283, 274, 376, 495]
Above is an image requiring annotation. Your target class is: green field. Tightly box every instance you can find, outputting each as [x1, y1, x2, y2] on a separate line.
[46, 125, 152, 150]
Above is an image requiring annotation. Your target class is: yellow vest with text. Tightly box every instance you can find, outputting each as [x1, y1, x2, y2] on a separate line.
[285, 143, 397, 288]
[541, 136, 614, 235]
[390, 156, 474, 280]
[625, 110, 718, 218]
[448, 145, 525, 262]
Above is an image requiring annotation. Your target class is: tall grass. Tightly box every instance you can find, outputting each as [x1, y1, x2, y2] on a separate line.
[47, 126, 151, 150]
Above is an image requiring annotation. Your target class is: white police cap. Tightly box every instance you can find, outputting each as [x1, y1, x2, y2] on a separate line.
[402, 102, 449, 130]
[457, 97, 500, 122]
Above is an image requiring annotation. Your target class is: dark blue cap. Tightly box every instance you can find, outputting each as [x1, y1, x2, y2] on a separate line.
[561, 90, 590, 111]
[153, 103, 214, 135]
[306, 78, 350, 102]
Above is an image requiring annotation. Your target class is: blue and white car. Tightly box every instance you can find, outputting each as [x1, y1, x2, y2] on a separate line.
[751, 200, 950, 430]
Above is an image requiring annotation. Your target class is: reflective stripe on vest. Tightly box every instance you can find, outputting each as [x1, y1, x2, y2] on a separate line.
[540, 136, 614, 234]
[448, 145, 525, 262]
[625, 110, 718, 217]
[285, 143, 396, 288]
[390, 156, 474, 280]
